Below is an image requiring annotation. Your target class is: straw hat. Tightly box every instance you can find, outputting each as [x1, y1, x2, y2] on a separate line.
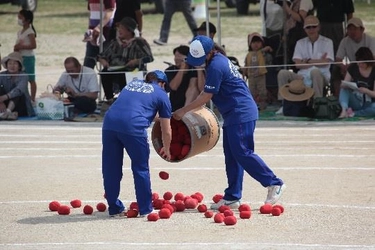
[279, 80, 314, 102]
[1, 51, 23, 70]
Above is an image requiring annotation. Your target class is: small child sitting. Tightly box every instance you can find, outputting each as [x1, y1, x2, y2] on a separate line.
[243, 32, 273, 111]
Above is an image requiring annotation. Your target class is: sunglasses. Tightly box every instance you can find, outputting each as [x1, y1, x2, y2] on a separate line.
[305, 25, 318, 30]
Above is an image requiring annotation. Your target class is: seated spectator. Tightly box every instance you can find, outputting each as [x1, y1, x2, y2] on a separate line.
[338, 47, 375, 118]
[165, 45, 200, 111]
[98, 17, 153, 101]
[276, 15, 334, 114]
[0, 52, 35, 120]
[243, 32, 273, 111]
[331, 17, 375, 97]
[53, 57, 99, 114]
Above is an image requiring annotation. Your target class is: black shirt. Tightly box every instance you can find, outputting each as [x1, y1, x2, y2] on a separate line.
[314, 0, 354, 23]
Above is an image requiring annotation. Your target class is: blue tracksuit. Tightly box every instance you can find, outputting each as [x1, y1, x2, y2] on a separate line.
[102, 79, 171, 216]
[204, 53, 283, 200]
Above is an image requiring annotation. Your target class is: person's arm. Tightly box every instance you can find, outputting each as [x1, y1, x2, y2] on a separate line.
[169, 63, 188, 91]
[93, 8, 115, 33]
[135, 9, 143, 35]
[159, 117, 172, 161]
[196, 68, 205, 92]
[173, 91, 213, 120]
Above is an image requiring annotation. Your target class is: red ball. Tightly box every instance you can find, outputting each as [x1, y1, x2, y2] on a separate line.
[83, 205, 94, 215]
[204, 211, 214, 218]
[159, 208, 172, 219]
[152, 192, 159, 201]
[197, 204, 207, 213]
[218, 205, 231, 213]
[48, 201, 61, 211]
[126, 209, 139, 218]
[170, 143, 182, 156]
[180, 145, 190, 157]
[224, 215, 237, 226]
[184, 198, 198, 209]
[70, 199, 82, 208]
[96, 202, 107, 212]
[238, 204, 251, 212]
[174, 200, 186, 212]
[129, 202, 139, 211]
[147, 213, 159, 221]
[193, 192, 204, 203]
[152, 199, 164, 209]
[260, 203, 273, 214]
[174, 192, 185, 201]
[163, 191, 173, 200]
[239, 211, 251, 219]
[271, 207, 282, 216]
[223, 210, 234, 217]
[159, 171, 169, 180]
[161, 204, 175, 214]
[57, 205, 70, 215]
[273, 204, 284, 213]
[214, 213, 225, 223]
[212, 194, 224, 203]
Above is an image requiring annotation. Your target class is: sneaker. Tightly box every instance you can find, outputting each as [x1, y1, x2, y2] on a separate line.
[265, 184, 286, 204]
[153, 39, 167, 46]
[275, 106, 283, 115]
[210, 199, 241, 210]
[110, 211, 127, 218]
[6, 112, 18, 121]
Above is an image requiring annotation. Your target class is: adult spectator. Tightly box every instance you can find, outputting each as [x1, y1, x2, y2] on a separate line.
[194, 21, 226, 55]
[331, 17, 375, 96]
[153, 0, 198, 46]
[276, 15, 334, 114]
[338, 47, 375, 118]
[98, 17, 153, 101]
[109, 0, 143, 40]
[54, 57, 99, 114]
[0, 51, 34, 120]
[260, 0, 284, 37]
[283, 0, 314, 65]
[165, 45, 200, 111]
[313, 0, 354, 56]
[83, 0, 116, 69]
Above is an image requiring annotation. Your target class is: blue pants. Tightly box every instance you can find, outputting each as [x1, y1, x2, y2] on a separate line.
[339, 88, 375, 117]
[102, 130, 153, 215]
[222, 121, 283, 201]
[158, 0, 197, 42]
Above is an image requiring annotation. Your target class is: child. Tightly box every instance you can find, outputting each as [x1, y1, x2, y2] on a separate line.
[14, 9, 37, 102]
[243, 32, 273, 111]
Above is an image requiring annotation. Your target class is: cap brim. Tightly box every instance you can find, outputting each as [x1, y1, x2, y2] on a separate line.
[186, 53, 206, 67]
[303, 23, 319, 29]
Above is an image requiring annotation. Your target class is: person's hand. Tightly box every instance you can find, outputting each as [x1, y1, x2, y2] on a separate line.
[65, 87, 76, 97]
[159, 147, 171, 161]
[263, 46, 273, 53]
[358, 87, 369, 94]
[99, 58, 109, 68]
[173, 108, 186, 121]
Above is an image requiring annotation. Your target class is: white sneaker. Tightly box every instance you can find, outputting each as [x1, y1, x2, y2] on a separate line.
[265, 184, 286, 204]
[210, 199, 241, 210]
[275, 107, 283, 115]
[153, 39, 167, 46]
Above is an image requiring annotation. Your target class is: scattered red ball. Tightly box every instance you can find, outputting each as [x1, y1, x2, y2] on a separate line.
[147, 213, 159, 221]
[152, 199, 164, 209]
[48, 201, 61, 211]
[197, 204, 207, 213]
[273, 204, 284, 213]
[212, 194, 224, 203]
[126, 209, 139, 218]
[204, 211, 214, 218]
[184, 198, 198, 209]
[57, 205, 70, 215]
[159, 171, 169, 180]
[223, 210, 234, 217]
[238, 204, 251, 212]
[218, 205, 231, 213]
[163, 191, 173, 200]
[260, 203, 273, 214]
[129, 202, 139, 211]
[271, 207, 282, 216]
[224, 215, 237, 226]
[214, 213, 225, 223]
[83, 205, 94, 215]
[193, 192, 204, 203]
[70, 199, 82, 208]
[239, 210, 251, 219]
[96, 202, 107, 212]
[159, 208, 172, 219]
[174, 200, 186, 212]
[174, 192, 185, 201]
[152, 192, 159, 201]
[161, 204, 175, 214]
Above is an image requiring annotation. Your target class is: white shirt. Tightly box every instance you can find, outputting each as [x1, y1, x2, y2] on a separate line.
[260, 0, 284, 36]
[336, 33, 375, 61]
[55, 66, 100, 93]
[293, 35, 334, 85]
[16, 27, 35, 57]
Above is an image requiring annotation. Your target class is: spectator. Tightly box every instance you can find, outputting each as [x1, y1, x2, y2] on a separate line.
[283, 0, 314, 65]
[101, 70, 172, 217]
[153, 0, 198, 46]
[83, 0, 116, 69]
[14, 9, 37, 102]
[243, 32, 273, 111]
[109, 0, 143, 40]
[0, 52, 35, 120]
[165, 45, 200, 111]
[98, 17, 153, 101]
[173, 36, 286, 209]
[313, 0, 354, 56]
[331, 17, 375, 97]
[260, 0, 284, 37]
[53, 57, 99, 114]
[339, 47, 375, 118]
[194, 21, 226, 55]
[276, 15, 334, 115]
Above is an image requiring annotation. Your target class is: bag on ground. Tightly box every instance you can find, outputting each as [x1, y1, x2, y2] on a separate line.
[313, 96, 342, 120]
[36, 97, 64, 120]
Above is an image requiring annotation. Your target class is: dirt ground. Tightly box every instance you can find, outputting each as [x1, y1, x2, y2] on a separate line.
[0, 120, 374, 249]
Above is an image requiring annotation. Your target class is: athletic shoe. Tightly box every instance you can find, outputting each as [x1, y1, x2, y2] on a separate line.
[110, 211, 127, 218]
[265, 184, 286, 204]
[139, 210, 155, 218]
[275, 107, 283, 115]
[210, 199, 241, 210]
[153, 39, 167, 46]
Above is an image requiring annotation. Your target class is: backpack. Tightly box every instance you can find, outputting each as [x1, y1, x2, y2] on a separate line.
[313, 96, 342, 120]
